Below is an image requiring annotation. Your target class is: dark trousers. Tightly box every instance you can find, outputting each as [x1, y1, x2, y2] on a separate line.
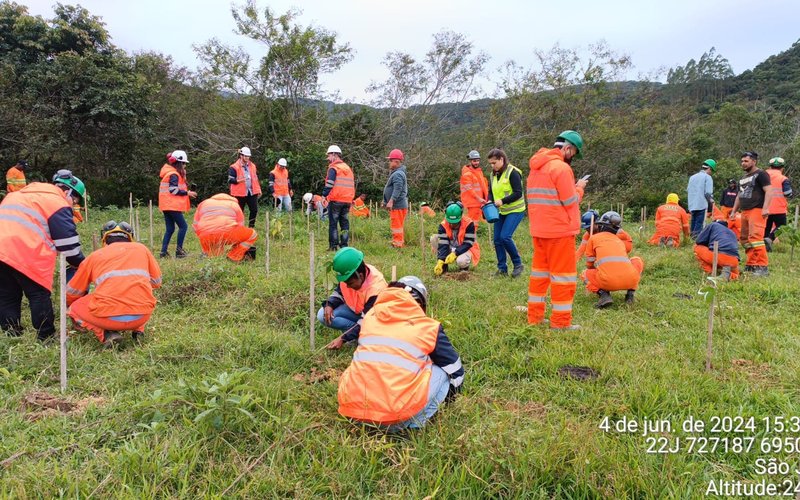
[690, 209, 706, 238]
[236, 195, 259, 228]
[161, 210, 188, 255]
[0, 261, 55, 340]
[765, 213, 787, 240]
[328, 201, 350, 249]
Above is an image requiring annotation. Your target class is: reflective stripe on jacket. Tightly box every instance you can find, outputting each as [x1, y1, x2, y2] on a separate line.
[326, 161, 355, 203]
[526, 148, 584, 238]
[193, 193, 244, 235]
[66, 241, 161, 317]
[158, 164, 190, 212]
[229, 159, 262, 197]
[585, 232, 641, 290]
[352, 198, 370, 216]
[767, 169, 790, 214]
[460, 165, 488, 208]
[654, 202, 689, 236]
[270, 166, 290, 196]
[338, 287, 440, 424]
[439, 215, 480, 265]
[491, 164, 525, 215]
[6, 167, 26, 192]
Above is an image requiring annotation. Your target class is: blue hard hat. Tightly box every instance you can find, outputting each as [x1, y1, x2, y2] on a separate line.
[581, 210, 600, 229]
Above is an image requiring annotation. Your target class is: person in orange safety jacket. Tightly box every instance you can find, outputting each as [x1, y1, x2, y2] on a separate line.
[430, 202, 480, 274]
[0, 173, 85, 341]
[351, 194, 370, 218]
[5, 160, 27, 193]
[159, 150, 197, 258]
[192, 193, 258, 262]
[526, 130, 589, 330]
[66, 221, 162, 347]
[580, 211, 644, 308]
[322, 145, 355, 251]
[228, 146, 262, 228]
[268, 157, 293, 214]
[764, 156, 793, 250]
[647, 193, 690, 247]
[575, 209, 632, 261]
[460, 150, 489, 226]
[332, 276, 464, 430]
[711, 205, 741, 240]
[420, 202, 437, 218]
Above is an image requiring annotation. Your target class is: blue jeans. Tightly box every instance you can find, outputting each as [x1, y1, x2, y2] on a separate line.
[161, 211, 187, 254]
[493, 211, 524, 272]
[387, 365, 450, 431]
[690, 209, 705, 238]
[317, 303, 360, 332]
[328, 201, 350, 249]
[275, 195, 292, 213]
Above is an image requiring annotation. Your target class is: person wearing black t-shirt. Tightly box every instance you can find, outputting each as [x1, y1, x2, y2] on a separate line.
[729, 151, 774, 276]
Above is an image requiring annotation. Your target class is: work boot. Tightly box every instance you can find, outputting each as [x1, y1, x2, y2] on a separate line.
[752, 266, 770, 277]
[494, 269, 508, 278]
[175, 247, 188, 259]
[764, 237, 773, 252]
[103, 331, 122, 349]
[744, 265, 755, 273]
[658, 237, 666, 247]
[132, 330, 144, 343]
[159, 252, 171, 258]
[665, 237, 675, 247]
[720, 266, 732, 281]
[511, 264, 525, 278]
[595, 290, 613, 309]
[625, 290, 635, 305]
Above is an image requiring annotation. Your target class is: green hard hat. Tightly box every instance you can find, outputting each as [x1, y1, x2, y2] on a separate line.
[703, 159, 717, 171]
[333, 247, 364, 282]
[52, 169, 86, 199]
[445, 202, 463, 223]
[557, 130, 584, 159]
[769, 157, 786, 168]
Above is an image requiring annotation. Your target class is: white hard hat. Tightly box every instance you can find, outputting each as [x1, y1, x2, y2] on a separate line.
[239, 146, 252, 157]
[326, 145, 342, 155]
[303, 193, 313, 203]
[172, 150, 189, 163]
[278, 158, 287, 167]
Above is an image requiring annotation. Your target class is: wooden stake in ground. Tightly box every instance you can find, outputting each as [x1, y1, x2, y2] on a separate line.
[391, 265, 397, 281]
[135, 206, 141, 242]
[129, 193, 133, 225]
[265, 215, 270, 276]
[59, 253, 67, 393]
[84, 194, 89, 225]
[795, 204, 799, 229]
[419, 212, 425, 272]
[620, 204, 625, 222]
[148, 200, 154, 251]
[289, 211, 294, 241]
[705, 241, 719, 372]
[92, 232, 99, 252]
[309, 231, 316, 351]
[589, 213, 595, 237]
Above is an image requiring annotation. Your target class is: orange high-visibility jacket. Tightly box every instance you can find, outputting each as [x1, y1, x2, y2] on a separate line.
[585, 232, 641, 290]
[576, 228, 632, 260]
[66, 241, 162, 317]
[421, 205, 436, 217]
[526, 148, 584, 238]
[0, 183, 82, 291]
[72, 203, 83, 223]
[193, 193, 244, 235]
[654, 202, 689, 236]
[711, 205, 741, 240]
[158, 164, 190, 212]
[326, 160, 355, 203]
[270, 166, 290, 196]
[441, 215, 480, 265]
[229, 159, 262, 197]
[339, 264, 387, 314]
[338, 287, 440, 424]
[352, 198, 370, 217]
[6, 166, 26, 192]
[460, 165, 488, 209]
[767, 169, 789, 215]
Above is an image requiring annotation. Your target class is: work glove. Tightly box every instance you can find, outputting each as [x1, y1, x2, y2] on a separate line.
[434, 260, 445, 276]
[444, 252, 457, 265]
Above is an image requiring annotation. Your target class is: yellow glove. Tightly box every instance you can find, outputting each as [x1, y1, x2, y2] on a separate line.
[434, 260, 445, 276]
[445, 252, 457, 265]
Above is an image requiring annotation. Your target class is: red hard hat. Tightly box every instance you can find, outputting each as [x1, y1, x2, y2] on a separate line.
[386, 148, 404, 161]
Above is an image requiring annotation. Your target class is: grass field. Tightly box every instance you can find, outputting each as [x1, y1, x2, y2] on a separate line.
[2, 204, 800, 497]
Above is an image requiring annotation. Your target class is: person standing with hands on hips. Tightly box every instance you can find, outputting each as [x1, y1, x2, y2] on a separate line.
[729, 151, 774, 276]
[487, 148, 525, 277]
[382, 149, 408, 248]
[159, 150, 196, 258]
[228, 146, 262, 228]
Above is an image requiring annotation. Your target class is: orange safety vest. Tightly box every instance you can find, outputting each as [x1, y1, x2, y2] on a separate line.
[352, 198, 370, 217]
[340, 264, 387, 315]
[460, 165, 488, 209]
[193, 193, 244, 235]
[585, 232, 641, 290]
[767, 169, 788, 214]
[73, 203, 83, 223]
[421, 205, 436, 217]
[0, 183, 72, 291]
[654, 203, 689, 236]
[526, 148, 584, 238]
[327, 161, 355, 203]
[66, 241, 161, 317]
[229, 159, 262, 197]
[338, 287, 440, 424]
[6, 166, 26, 192]
[270, 166, 290, 196]
[441, 215, 481, 265]
[158, 164, 190, 212]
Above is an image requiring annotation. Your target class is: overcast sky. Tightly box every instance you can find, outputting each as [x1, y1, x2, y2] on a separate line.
[24, 0, 800, 103]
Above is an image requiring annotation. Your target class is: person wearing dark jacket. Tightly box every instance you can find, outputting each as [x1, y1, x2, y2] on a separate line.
[382, 149, 409, 247]
[719, 179, 738, 219]
[487, 148, 526, 277]
[694, 219, 740, 281]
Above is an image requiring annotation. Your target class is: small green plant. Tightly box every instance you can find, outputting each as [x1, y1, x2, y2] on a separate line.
[170, 369, 259, 434]
[775, 224, 800, 262]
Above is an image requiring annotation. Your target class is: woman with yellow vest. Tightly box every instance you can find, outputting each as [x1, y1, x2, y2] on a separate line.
[322, 145, 355, 251]
[159, 150, 196, 258]
[268, 158, 293, 214]
[487, 148, 526, 277]
[228, 146, 262, 228]
[334, 276, 464, 430]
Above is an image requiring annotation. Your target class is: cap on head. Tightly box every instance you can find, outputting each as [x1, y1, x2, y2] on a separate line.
[702, 159, 717, 172]
[303, 192, 313, 203]
[52, 169, 86, 199]
[769, 157, 785, 168]
[467, 150, 480, 160]
[667, 193, 679, 204]
[581, 209, 600, 229]
[397, 275, 428, 311]
[239, 147, 252, 157]
[327, 145, 342, 155]
[445, 202, 463, 223]
[332, 247, 364, 282]
[556, 130, 584, 159]
[172, 150, 189, 163]
[386, 149, 404, 161]
[101, 220, 134, 244]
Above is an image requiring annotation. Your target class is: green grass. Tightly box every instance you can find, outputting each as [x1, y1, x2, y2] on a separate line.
[2, 206, 800, 497]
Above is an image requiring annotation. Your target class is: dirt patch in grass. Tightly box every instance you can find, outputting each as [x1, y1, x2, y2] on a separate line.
[21, 391, 106, 421]
[558, 365, 600, 381]
[730, 359, 773, 385]
[293, 367, 342, 385]
[261, 291, 307, 325]
[444, 271, 473, 282]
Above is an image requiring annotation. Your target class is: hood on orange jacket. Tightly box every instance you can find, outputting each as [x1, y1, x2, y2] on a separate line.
[527, 147, 583, 238]
[372, 287, 426, 324]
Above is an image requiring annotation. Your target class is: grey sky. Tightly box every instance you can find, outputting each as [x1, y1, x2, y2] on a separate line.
[24, 0, 800, 103]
